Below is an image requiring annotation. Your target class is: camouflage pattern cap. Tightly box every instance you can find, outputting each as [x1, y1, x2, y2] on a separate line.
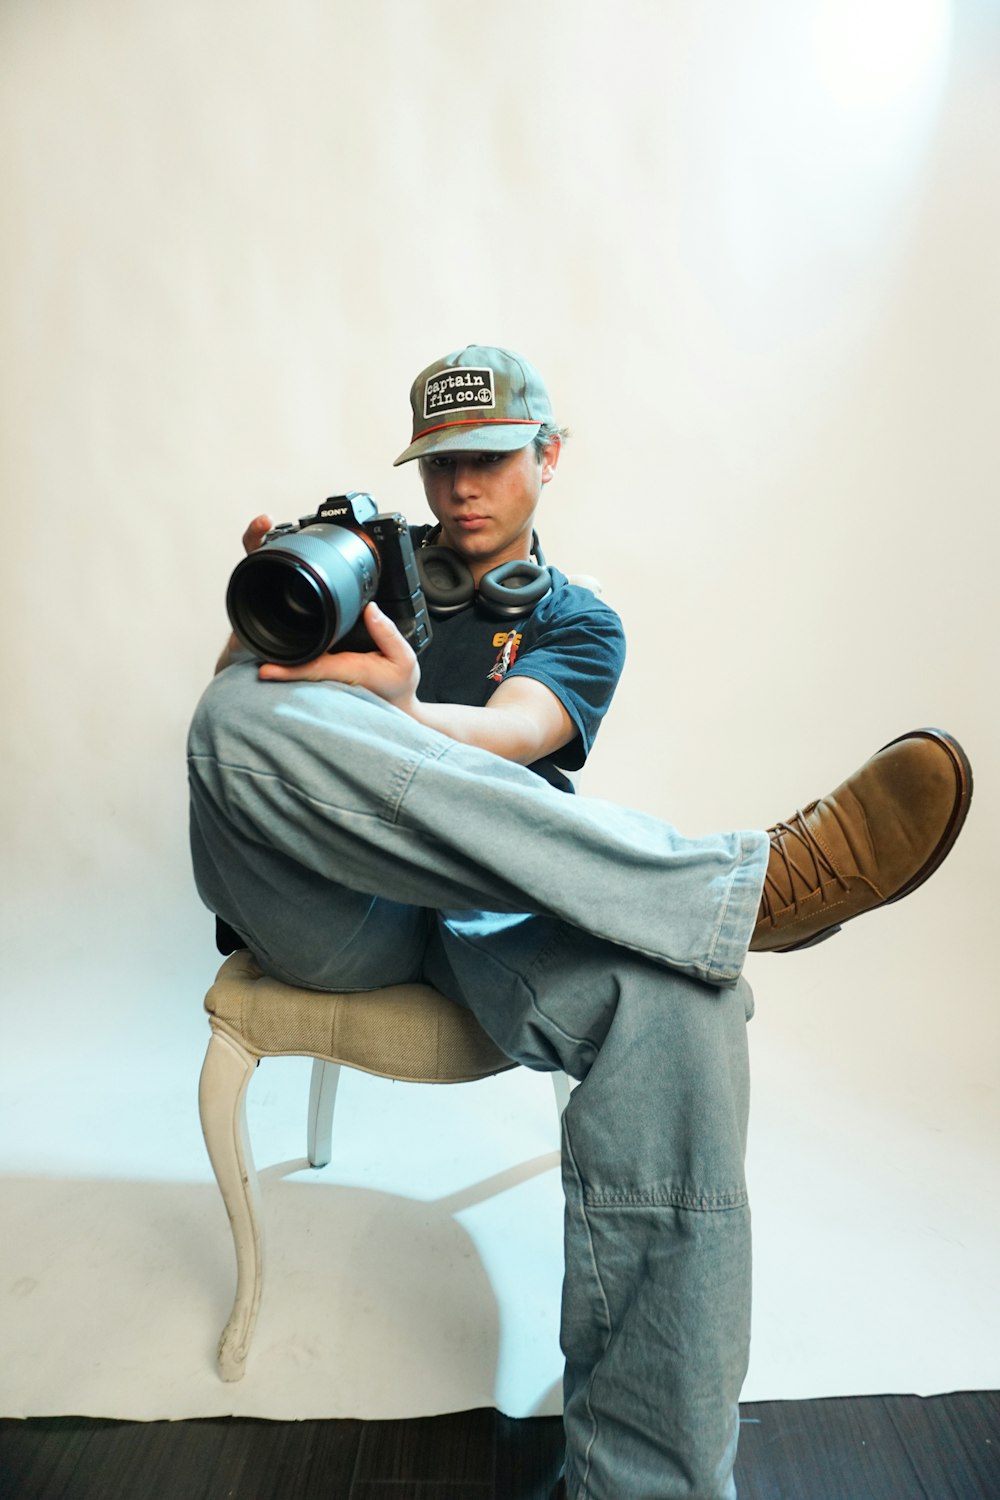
[393, 344, 554, 466]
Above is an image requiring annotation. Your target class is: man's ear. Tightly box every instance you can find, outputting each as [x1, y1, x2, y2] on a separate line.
[539, 437, 561, 486]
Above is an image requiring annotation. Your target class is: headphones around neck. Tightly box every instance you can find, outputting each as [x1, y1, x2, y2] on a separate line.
[416, 527, 552, 620]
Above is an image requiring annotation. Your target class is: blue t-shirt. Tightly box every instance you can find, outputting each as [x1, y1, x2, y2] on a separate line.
[411, 526, 626, 793]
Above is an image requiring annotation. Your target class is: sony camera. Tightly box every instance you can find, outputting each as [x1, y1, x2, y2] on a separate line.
[226, 492, 433, 665]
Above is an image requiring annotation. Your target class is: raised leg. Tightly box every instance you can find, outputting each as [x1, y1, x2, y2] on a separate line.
[188, 667, 767, 991]
[307, 1059, 342, 1168]
[198, 1026, 263, 1381]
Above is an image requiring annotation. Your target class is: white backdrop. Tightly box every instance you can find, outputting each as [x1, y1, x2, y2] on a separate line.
[2, 0, 998, 1420]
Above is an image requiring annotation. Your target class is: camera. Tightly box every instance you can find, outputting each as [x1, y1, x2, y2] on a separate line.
[226, 492, 433, 665]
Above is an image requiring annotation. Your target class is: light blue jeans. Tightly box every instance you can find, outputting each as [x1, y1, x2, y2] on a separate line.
[188, 664, 769, 1500]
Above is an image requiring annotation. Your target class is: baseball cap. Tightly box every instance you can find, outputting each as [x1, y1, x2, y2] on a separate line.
[393, 344, 554, 466]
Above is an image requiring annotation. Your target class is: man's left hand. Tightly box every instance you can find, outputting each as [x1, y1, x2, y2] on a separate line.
[258, 602, 420, 709]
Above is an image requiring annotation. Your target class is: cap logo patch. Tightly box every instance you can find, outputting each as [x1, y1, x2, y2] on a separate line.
[424, 367, 496, 419]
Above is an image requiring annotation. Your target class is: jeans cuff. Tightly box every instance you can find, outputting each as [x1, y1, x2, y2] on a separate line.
[705, 830, 769, 983]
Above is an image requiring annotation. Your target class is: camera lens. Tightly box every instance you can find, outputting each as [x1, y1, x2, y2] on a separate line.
[226, 525, 377, 665]
[229, 556, 330, 662]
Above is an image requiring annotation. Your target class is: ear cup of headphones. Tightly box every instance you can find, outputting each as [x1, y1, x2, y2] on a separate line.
[417, 539, 553, 620]
[416, 546, 477, 618]
[476, 559, 551, 618]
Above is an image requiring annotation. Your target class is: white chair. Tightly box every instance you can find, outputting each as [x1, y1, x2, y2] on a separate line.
[199, 949, 570, 1380]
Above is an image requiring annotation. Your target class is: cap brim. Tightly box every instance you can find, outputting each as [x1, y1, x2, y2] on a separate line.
[393, 421, 542, 467]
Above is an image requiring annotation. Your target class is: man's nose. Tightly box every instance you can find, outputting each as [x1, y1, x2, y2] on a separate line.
[451, 461, 480, 498]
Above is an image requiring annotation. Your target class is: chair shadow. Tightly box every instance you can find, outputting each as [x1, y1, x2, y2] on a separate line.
[245, 1151, 564, 1413]
[1, 1164, 564, 1422]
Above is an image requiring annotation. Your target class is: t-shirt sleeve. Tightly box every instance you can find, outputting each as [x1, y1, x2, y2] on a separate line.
[505, 584, 626, 772]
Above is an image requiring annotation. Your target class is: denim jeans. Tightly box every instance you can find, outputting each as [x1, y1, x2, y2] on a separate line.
[188, 664, 769, 1500]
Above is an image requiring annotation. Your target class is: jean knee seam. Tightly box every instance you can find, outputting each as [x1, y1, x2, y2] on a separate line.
[190, 749, 415, 827]
[582, 1188, 749, 1211]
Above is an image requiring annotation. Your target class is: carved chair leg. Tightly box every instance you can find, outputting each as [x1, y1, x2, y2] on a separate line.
[307, 1059, 342, 1168]
[198, 1027, 263, 1381]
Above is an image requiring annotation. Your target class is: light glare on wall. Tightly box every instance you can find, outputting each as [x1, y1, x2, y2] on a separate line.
[813, 0, 953, 112]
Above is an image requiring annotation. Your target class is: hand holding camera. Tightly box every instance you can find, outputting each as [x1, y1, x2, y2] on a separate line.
[257, 597, 422, 705]
[226, 492, 433, 667]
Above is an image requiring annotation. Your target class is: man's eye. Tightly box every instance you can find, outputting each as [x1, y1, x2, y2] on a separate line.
[430, 457, 454, 470]
[477, 453, 504, 466]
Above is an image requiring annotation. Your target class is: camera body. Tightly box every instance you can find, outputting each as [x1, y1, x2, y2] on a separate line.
[226, 492, 433, 666]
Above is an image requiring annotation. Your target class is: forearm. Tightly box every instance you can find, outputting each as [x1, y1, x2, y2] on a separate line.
[402, 697, 551, 765]
[250, 602, 575, 764]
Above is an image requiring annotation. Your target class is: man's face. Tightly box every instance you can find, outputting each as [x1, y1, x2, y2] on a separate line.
[418, 440, 559, 582]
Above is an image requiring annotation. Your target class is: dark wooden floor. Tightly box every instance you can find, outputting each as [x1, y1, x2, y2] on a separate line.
[1, 1392, 997, 1499]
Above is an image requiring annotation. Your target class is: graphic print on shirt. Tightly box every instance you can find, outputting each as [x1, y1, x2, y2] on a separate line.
[487, 629, 522, 684]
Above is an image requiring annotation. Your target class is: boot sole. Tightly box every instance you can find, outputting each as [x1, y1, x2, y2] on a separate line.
[774, 727, 973, 954]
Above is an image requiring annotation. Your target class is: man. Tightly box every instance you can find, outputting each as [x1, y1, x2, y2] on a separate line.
[189, 345, 971, 1500]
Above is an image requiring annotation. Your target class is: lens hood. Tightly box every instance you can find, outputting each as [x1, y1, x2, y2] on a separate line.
[226, 525, 378, 665]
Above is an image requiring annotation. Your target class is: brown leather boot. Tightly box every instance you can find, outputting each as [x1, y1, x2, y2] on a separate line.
[750, 728, 972, 953]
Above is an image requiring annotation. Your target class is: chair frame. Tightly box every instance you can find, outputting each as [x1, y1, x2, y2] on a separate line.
[199, 967, 570, 1381]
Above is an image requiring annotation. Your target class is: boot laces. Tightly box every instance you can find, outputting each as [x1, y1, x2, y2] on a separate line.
[760, 808, 850, 923]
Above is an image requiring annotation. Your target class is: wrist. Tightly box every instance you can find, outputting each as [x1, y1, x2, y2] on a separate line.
[397, 690, 426, 724]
